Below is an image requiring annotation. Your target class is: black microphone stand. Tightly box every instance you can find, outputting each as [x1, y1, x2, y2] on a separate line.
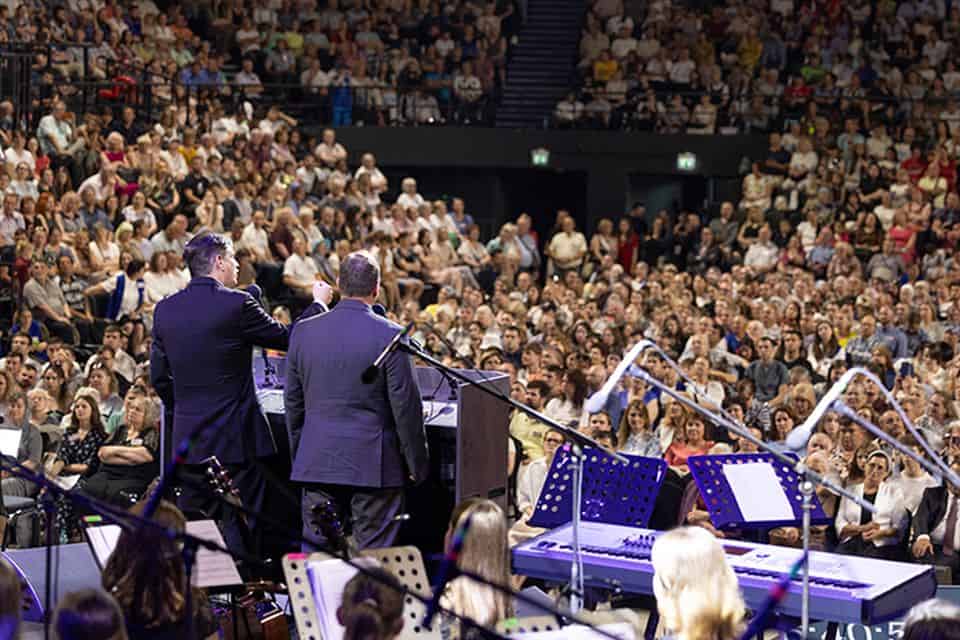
[396, 340, 628, 614]
[0, 459, 268, 635]
[0, 459, 547, 640]
[178, 474, 628, 640]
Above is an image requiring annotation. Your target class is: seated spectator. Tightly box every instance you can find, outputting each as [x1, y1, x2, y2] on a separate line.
[516, 429, 564, 518]
[835, 450, 909, 559]
[664, 414, 714, 471]
[617, 398, 661, 457]
[0, 392, 42, 513]
[912, 459, 960, 580]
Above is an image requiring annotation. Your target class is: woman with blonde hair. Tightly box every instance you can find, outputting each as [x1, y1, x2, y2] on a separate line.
[651, 526, 745, 640]
[441, 499, 513, 629]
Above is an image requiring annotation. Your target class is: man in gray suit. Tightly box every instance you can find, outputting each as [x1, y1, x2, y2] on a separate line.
[285, 251, 429, 549]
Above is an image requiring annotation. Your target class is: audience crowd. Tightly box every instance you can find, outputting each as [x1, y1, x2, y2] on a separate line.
[558, 0, 960, 132]
[8, 0, 518, 128]
[0, 0, 958, 636]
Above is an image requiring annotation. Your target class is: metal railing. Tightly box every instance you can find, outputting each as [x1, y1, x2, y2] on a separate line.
[549, 84, 960, 132]
[0, 41, 501, 130]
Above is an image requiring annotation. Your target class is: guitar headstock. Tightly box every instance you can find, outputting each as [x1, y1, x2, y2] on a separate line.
[309, 496, 350, 557]
[201, 456, 242, 506]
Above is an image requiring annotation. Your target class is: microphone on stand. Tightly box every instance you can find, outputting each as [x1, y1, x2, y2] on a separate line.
[785, 369, 859, 451]
[246, 284, 280, 388]
[423, 513, 472, 629]
[583, 340, 655, 414]
[361, 322, 415, 384]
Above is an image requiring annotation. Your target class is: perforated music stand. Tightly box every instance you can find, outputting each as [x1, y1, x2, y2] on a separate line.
[528, 447, 667, 529]
[687, 453, 831, 530]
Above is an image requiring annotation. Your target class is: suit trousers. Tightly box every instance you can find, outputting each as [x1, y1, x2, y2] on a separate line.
[301, 483, 404, 551]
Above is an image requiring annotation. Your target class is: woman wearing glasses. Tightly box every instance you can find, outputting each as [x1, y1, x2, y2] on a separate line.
[62, 396, 160, 532]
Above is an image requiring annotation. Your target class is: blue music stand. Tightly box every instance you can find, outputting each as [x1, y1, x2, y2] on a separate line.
[687, 453, 831, 530]
[528, 447, 667, 529]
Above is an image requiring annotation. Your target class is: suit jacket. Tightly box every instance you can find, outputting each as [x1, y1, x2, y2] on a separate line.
[150, 277, 288, 464]
[913, 485, 949, 542]
[289, 301, 328, 343]
[285, 298, 428, 488]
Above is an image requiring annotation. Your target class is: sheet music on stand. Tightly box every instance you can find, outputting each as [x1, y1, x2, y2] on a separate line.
[687, 453, 831, 530]
[0, 429, 20, 459]
[304, 556, 379, 640]
[84, 519, 243, 589]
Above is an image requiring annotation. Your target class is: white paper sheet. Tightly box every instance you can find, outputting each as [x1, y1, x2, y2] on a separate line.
[187, 519, 244, 588]
[85, 523, 122, 569]
[0, 429, 19, 458]
[306, 558, 358, 640]
[85, 520, 243, 589]
[722, 462, 794, 523]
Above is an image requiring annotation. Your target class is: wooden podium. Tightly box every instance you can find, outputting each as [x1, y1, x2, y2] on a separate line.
[416, 366, 511, 508]
[405, 366, 511, 553]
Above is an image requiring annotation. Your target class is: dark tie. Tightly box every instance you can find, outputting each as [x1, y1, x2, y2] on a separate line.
[944, 495, 958, 556]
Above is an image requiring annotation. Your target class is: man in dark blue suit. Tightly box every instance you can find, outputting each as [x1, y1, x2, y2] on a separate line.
[150, 233, 289, 555]
[286, 251, 429, 549]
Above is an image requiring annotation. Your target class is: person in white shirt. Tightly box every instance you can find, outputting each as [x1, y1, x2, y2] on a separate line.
[283, 237, 319, 297]
[239, 211, 273, 264]
[396, 177, 425, 211]
[314, 128, 347, 168]
[143, 250, 185, 301]
[354, 153, 387, 193]
[516, 429, 565, 517]
[896, 449, 939, 516]
[546, 215, 588, 273]
[4, 130, 33, 178]
[610, 25, 637, 59]
[121, 191, 158, 237]
[742, 225, 780, 273]
[554, 93, 584, 126]
[668, 48, 696, 85]
[233, 58, 263, 97]
[835, 450, 909, 559]
[301, 56, 336, 93]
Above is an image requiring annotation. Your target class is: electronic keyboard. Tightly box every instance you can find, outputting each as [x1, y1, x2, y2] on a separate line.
[512, 522, 936, 624]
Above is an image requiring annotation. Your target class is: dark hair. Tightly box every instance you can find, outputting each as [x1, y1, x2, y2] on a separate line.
[338, 251, 380, 298]
[103, 324, 123, 337]
[565, 368, 589, 408]
[183, 232, 230, 278]
[70, 394, 107, 438]
[903, 599, 960, 640]
[54, 588, 127, 640]
[617, 398, 649, 447]
[339, 568, 405, 640]
[102, 500, 188, 628]
[526, 379, 551, 399]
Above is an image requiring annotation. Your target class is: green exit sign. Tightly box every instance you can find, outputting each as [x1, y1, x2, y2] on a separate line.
[677, 152, 697, 171]
[531, 147, 550, 167]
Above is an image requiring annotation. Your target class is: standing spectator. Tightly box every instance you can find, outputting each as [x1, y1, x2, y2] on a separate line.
[546, 215, 587, 276]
